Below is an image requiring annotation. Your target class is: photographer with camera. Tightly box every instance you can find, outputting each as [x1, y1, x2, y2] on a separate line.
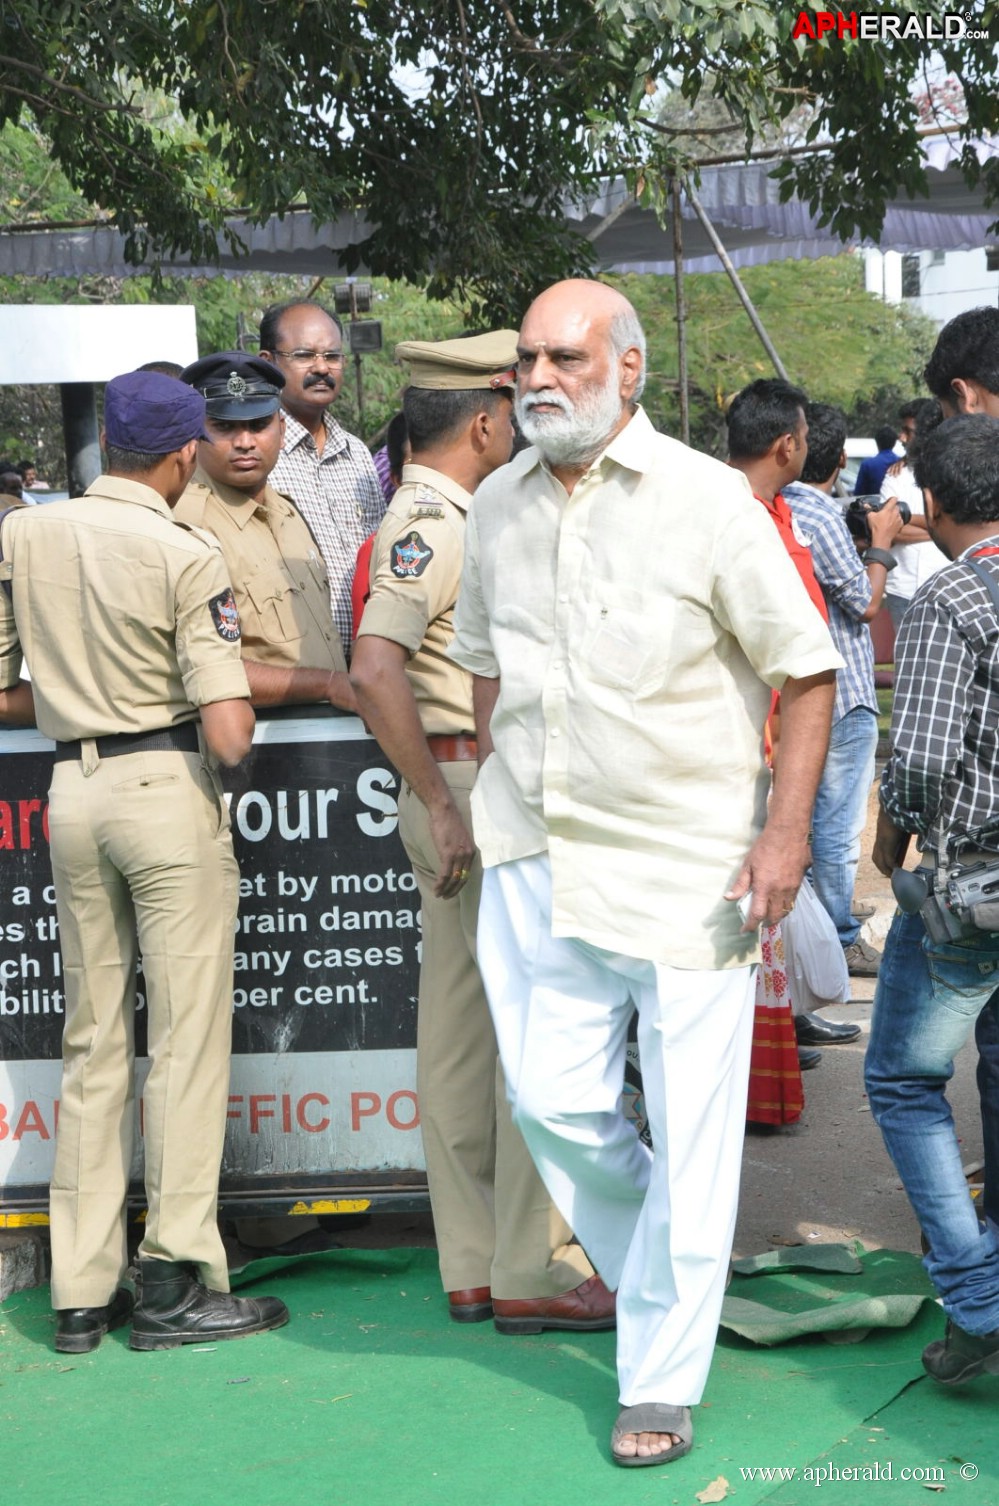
[784, 403, 903, 978]
[844, 490, 911, 549]
[867, 413, 999, 1387]
[877, 398, 947, 629]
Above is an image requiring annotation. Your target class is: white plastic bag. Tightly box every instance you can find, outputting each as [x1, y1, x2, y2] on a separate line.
[781, 880, 850, 1008]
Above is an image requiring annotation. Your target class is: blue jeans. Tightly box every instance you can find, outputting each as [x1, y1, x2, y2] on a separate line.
[976, 1003, 999, 1228]
[810, 706, 878, 947]
[865, 909, 999, 1334]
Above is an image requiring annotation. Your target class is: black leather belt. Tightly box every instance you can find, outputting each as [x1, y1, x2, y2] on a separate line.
[54, 723, 200, 763]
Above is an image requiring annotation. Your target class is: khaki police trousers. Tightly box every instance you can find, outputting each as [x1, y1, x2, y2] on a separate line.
[47, 747, 239, 1309]
[398, 759, 591, 1298]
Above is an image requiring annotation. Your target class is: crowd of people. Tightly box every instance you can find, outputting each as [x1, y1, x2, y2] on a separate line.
[2, 289, 999, 1466]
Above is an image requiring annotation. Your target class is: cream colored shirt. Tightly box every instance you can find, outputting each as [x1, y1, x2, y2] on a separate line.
[451, 408, 843, 969]
[0, 475, 249, 741]
[175, 470, 347, 673]
[356, 464, 474, 737]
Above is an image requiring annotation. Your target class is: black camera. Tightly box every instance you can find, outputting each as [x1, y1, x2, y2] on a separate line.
[892, 858, 999, 944]
[844, 493, 911, 549]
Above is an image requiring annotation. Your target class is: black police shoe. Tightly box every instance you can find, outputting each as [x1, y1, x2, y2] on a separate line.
[922, 1319, 999, 1384]
[795, 1011, 862, 1046]
[55, 1287, 134, 1353]
[129, 1257, 289, 1350]
[797, 1046, 823, 1070]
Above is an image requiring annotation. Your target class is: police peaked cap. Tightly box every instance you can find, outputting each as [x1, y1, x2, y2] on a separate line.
[394, 331, 519, 391]
[181, 352, 285, 421]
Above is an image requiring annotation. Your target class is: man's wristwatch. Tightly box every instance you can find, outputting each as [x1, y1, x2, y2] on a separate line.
[863, 547, 897, 571]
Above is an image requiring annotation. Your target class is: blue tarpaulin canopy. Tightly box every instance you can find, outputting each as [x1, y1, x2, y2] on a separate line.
[1, 136, 996, 282]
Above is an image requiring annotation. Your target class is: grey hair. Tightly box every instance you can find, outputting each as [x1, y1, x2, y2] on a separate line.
[610, 306, 646, 401]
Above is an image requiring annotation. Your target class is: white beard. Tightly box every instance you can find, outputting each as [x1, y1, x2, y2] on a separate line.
[515, 370, 625, 467]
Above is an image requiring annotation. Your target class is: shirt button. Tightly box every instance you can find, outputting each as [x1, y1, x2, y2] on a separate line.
[550, 728, 560, 739]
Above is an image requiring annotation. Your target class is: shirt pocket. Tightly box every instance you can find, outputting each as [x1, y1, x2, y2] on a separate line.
[579, 595, 675, 698]
[243, 567, 305, 647]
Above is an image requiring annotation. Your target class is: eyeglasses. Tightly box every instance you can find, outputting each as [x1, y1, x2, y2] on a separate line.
[272, 349, 345, 367]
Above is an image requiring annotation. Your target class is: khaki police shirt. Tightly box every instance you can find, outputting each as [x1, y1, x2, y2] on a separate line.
[451, 407, 843, 971]
[356, 463, 473, 737]
[174, 469, 347, 674]
[0, 475, 250, 742]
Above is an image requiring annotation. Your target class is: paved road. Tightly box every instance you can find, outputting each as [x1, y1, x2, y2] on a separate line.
[734, 777, 984, 1259]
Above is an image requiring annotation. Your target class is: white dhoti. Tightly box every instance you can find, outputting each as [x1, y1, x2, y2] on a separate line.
[477, 853, 756, 1405]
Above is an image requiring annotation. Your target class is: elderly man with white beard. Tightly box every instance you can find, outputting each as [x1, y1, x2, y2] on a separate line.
[450, 279, 841, 1468]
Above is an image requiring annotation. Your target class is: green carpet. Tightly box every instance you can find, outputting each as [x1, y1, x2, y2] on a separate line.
[2, 1248, 995, 1505]
[721, 1244, 939, 1345]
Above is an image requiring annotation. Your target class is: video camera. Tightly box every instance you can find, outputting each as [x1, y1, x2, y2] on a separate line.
[844, 493, 911, 549]
[892, 857, 999, 944]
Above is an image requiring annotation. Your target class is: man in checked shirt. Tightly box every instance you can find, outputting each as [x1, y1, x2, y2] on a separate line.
[866, 413, 999, 1387]
[259, 299, 386, 652]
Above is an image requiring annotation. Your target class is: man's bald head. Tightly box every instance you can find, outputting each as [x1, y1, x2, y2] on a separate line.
[523, 280, 646, 392]
[515, 280, 645, 470]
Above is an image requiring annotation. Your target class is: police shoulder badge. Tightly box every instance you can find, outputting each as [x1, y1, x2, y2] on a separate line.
[409, 485, 444, 521]
[391, 531, 434, 579]
[209, 587, 241, 641]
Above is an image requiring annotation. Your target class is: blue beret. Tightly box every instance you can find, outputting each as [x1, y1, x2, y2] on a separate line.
[104, 371, 208, 452]
[181, 352, 285, 421]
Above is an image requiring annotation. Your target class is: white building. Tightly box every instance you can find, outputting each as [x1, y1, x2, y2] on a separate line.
[863, 244, 999, 328]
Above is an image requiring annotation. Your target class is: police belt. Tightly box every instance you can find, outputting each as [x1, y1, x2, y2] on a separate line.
[426, 733, 478, 762]
[53, 722, 201, 763]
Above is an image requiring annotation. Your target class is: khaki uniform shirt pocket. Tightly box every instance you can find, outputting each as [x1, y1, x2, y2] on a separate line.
[243, 567, 306, 649]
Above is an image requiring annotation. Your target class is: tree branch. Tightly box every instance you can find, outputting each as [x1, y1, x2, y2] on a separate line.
[0, 55, 141, 115]
[495, 1, 574, 77]
[454, 0, 484, 184]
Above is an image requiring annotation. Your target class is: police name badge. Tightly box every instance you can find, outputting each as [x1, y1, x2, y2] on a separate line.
[391, 531, 434, 579]
[408, 485, 444, 522]
[209, 587, 242, 641]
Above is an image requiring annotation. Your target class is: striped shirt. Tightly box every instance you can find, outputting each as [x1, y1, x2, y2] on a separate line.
[784, 480, 876, 722]
[881, 537, 999, 858]
[270, 410, 386, 649]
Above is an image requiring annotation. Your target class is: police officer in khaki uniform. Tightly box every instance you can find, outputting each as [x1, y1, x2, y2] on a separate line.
[0, 372, 288, 1353]
[350, 334, 614, 1332]
[176, 352, 355, 714]
[177, 352, 355, 1257]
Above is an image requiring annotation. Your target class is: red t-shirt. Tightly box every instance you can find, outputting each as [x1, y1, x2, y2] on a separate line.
[351, 532, 377, 642]
[755, 490, 829, 623]
[755, 490, 828, 754]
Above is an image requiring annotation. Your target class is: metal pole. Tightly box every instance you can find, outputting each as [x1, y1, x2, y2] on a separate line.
[685, 186, 790, 381]
[585, 193, 636, 244]
[350, 283, 365, 428]
[354, 350, 364, 427]
[671, 178, 690, 446]
[59, 382, 101, 494]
